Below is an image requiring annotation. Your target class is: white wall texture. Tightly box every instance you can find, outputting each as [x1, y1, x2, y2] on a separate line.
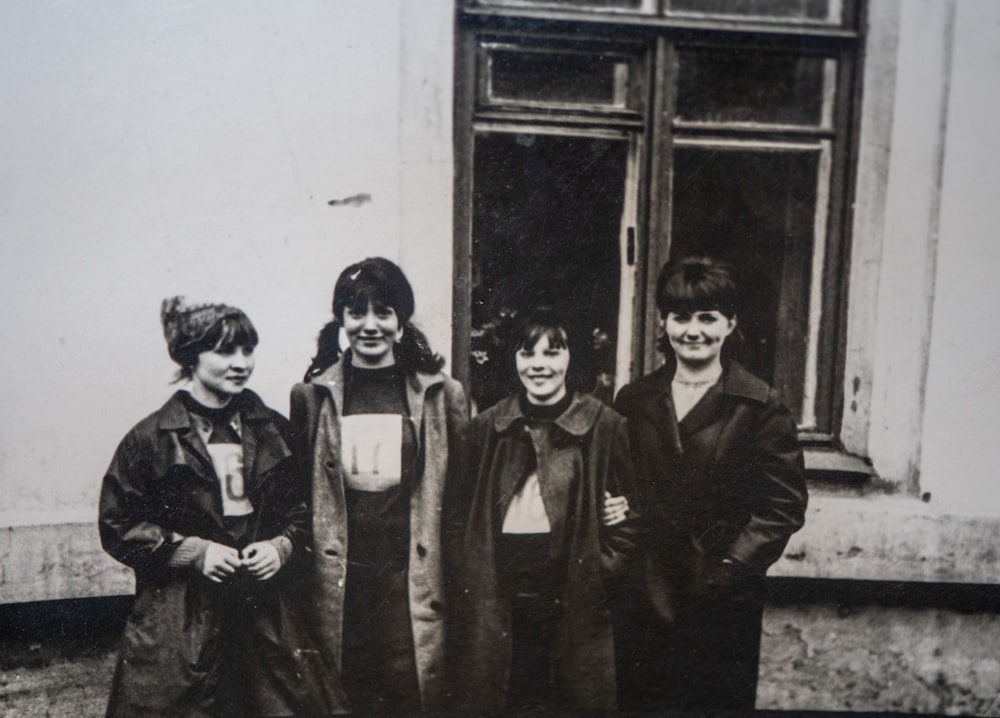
[2, 0, 1000, 541]
[919, 0, 1000, 515]
[0, 1, 454, 526]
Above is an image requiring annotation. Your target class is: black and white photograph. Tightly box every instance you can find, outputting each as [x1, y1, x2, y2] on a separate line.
[2, 1, 1000, 715]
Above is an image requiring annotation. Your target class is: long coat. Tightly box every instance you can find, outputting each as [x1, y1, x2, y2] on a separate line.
[452, 392, 639, 711]
[288, 358, 469, 712]
[99, 390, 337, 718]
[613, 360, 807, 709]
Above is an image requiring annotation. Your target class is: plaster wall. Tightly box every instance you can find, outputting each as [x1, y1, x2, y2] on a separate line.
[0, 2, 455, 527]
[853, 0, 1000, 516]
[918, 0, 1000, 516]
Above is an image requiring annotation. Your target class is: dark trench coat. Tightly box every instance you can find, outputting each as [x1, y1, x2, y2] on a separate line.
[613, 360, 807, 710]
[451, 392, 640, 711]
[99, 390, 341, 717]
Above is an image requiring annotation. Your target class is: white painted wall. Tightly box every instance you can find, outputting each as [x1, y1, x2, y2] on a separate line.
[0, 1, 454, 526]
[919, 0, 1000, 515]
[846, 0, 1000, 517]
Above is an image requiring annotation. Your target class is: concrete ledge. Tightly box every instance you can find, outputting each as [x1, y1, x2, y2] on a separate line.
[772, 495, 1000, 584]
[3, 495, 1000, 604]
[1, 523, 133, 604]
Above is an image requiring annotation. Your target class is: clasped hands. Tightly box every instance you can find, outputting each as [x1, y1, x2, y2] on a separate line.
[202, 541, 282, 583]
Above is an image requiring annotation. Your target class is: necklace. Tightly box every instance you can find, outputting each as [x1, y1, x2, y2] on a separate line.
[672, 376, 719, 387]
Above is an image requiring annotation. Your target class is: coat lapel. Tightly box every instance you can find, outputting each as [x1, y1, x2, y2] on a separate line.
[677, 382, 726, 438]
[490, 397, 532, 521]
[635, 367, 684, 456]
[239, 391, 293, 495]
[156, 392, 216, 485]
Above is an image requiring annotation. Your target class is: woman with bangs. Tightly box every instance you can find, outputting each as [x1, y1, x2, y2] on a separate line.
[290, 257, 469, 713]
[453, 306, 639, 712]
[613, 256, 807, 711]
[99, 297, 339, 717]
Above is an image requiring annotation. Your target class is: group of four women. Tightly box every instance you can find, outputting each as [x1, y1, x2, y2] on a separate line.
[99, 255, 807, 716]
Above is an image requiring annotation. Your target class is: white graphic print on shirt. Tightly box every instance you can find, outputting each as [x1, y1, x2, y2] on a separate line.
[206, 443, 254, 516]
[340, 414, 403, 492]
[502, 471, 552, 534]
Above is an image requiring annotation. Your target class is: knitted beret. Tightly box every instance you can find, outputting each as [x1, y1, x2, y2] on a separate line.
[160, 296, 247, 365]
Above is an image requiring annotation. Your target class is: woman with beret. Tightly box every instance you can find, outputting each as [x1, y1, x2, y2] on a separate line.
[613, 256, 808, 711]
[290, 257, 470, 713]
[99, 297, 342, 717]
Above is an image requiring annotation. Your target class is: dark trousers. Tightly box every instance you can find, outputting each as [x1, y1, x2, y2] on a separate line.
[619, 595, 765, 711]
[342, 563, 421, 714]
[497, 533, 565, 712]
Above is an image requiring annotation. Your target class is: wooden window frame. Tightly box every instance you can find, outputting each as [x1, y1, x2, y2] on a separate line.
[454, 2, 864, 447]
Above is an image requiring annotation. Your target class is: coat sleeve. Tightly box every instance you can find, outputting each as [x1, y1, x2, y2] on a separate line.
[598, 415, 642, 580]
[725, 393, 808, 573]
[441, 379, 472, 599]
[98, 429, 181, 574]
[288, 383, 315, 472]
[268, 411, 311, 558]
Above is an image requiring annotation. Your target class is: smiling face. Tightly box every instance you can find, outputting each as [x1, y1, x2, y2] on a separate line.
[342, 300, 403, 368]
[189, 345, 255, 406]
[516, 332, 570, 405]
[664, 309, 736, 369]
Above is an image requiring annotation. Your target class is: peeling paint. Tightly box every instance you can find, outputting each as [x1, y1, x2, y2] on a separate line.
[327, 193, 372, 207]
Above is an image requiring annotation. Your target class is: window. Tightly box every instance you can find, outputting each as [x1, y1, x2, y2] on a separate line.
[454, 0, 862, 442]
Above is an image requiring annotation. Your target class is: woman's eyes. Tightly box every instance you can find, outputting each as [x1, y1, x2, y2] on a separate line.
[346, 308, 394, 319]
[518, 349, 563, 358]
[671, 312, 718, 323]
[216, 347, 253, 358]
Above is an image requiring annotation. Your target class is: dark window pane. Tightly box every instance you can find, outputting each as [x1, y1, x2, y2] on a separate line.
[471, 133, 627, 409]
[469, 0, 648, 10]
[669, 144, 821, 423]
[488, 49, 630, 107]
[667, 0, 839, 23]
[677, 48, 832, 126]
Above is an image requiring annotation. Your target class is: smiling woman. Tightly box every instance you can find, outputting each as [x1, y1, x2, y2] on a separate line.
[292, 257, 470, 714]
[613, 257, 807, 711]
[515, 322, 570, 406]
[451, 307, 639, 712]
[98, 297, 339, 717]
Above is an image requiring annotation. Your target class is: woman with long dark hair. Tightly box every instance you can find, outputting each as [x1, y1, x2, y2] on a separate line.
[290, 257, 469, 713]
[614, 256, 808, 711]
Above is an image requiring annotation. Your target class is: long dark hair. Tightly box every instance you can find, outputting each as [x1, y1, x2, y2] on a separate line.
[304, 257, 444, 380]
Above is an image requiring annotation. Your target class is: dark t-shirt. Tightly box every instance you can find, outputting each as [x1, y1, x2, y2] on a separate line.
[340, 361, 421, 712]
[341, 363, 416, 570]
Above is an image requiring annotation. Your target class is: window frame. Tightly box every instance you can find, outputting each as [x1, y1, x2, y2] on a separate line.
[454, 2, 864, 446]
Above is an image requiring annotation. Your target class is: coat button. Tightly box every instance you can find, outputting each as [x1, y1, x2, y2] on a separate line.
[430, 600, 443, 612]
[325, 549, 339, 556]
[417, 544, 427, 558]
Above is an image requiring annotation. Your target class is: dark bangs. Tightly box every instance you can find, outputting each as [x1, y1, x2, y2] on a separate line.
[656, 256, 738, 318]
[339, 285, 392, 316]
[332, 258, 415, 323]
[209, 311, 259, 353]
[519, 321, 569, 352]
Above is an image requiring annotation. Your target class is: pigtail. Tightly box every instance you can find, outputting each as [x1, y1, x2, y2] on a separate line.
[397, 322, 445, 375]
[304, 320, 343, 381]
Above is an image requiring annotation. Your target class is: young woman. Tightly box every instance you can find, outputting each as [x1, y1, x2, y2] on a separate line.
[290, 257, 469, 714]
[454, 307, 639, 711]
[613, 256, 808, 711]
[99, 297, 340, 718]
